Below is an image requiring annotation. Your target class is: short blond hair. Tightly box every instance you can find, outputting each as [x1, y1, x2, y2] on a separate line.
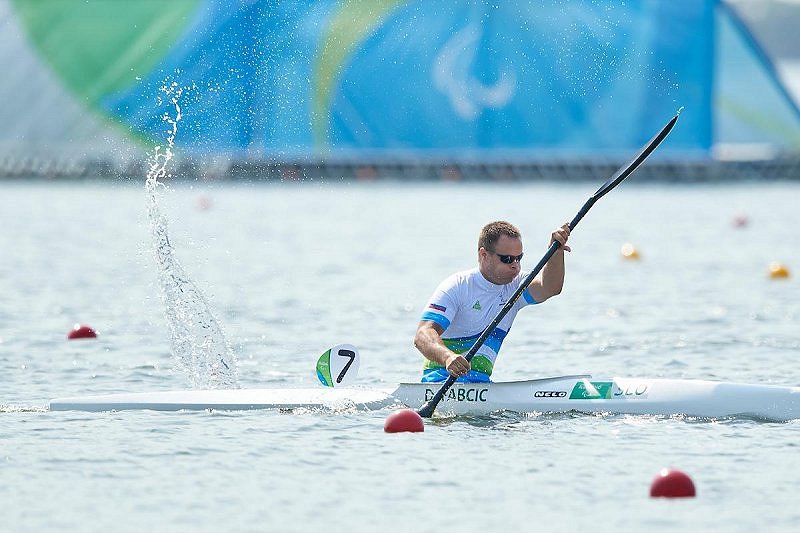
[478, 221, 521, 251]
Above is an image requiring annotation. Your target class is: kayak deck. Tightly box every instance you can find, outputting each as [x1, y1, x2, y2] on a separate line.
[49, 387, 396, 412]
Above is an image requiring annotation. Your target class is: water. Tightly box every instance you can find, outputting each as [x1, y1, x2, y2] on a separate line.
[145, 82, 239, 389]
[1, 180, 799, 532]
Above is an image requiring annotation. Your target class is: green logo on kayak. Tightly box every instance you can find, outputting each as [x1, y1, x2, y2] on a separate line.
[316, 349, 333, 387]
[569, 381, 614, 399]
[473, 300, 481, 310]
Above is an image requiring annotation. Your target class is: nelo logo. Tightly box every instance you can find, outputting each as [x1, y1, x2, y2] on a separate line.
[534, 391, 567, 398]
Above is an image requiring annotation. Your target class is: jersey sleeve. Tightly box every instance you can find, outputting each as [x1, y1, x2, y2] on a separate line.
[521, 287, 538, 305]
[517, 271, 539, 308]
[420, 280, 458, 331]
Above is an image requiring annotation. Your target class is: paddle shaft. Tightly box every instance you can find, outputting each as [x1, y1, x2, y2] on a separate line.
[417, 111, 680, 418]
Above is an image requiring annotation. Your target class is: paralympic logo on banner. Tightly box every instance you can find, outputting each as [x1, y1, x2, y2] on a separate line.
[432, 22, 516, 121]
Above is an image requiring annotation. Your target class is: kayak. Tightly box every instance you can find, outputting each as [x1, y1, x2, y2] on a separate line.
[393, 375, 800, 421]
[49, 374, 800, 421]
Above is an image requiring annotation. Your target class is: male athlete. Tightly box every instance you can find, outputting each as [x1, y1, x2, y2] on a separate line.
[414, 220, 570, 382]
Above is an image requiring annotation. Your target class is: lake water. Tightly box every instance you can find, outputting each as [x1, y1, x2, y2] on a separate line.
[1, 179, 799, 532]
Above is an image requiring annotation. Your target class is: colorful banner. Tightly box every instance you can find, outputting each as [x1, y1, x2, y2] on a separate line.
[2, 0, 798, 160]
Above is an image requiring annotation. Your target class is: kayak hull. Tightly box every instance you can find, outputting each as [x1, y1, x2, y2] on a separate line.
[390, 376, 800, 421]
[49, 375, 800, 421]
[49, 387, 395, 412]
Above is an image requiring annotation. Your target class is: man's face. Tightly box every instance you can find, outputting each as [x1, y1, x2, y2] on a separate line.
[479, 234, 523, 285]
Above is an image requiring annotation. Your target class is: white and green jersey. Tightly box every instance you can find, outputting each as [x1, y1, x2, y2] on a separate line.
[420, 268, 538, 377]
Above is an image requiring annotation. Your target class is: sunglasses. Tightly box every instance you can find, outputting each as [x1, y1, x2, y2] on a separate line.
[495, 252, 524, 264]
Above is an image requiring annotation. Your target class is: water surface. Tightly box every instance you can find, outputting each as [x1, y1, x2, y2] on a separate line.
[1, 180, 798, 531]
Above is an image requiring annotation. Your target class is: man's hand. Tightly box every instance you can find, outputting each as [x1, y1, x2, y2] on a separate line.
[550, 222, 571, 252]
[445, 353, 470, 378]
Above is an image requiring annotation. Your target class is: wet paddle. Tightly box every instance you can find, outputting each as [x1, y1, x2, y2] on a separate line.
[417, 109, 681, 418]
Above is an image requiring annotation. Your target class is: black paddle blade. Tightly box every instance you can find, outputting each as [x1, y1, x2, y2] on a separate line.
[593, 111, 681, 200]
[417, 375, 457, 418]
[417, 402, 435, 418]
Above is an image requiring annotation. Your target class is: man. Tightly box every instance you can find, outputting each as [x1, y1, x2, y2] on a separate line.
[414, 220, 570, 383]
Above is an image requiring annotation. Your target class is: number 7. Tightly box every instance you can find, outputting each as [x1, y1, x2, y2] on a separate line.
[336, 349, 356, 383]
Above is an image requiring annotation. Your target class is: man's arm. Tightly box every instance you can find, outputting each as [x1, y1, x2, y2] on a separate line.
[529, 222, 571, 303]
[414, 321, 470, 378]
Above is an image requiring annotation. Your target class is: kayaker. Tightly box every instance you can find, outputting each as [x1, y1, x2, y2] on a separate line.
[414, 220, 570, 383]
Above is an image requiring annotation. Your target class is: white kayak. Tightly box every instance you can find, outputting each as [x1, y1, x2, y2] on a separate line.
[49, 374, 800, 421]
[49, 386, 395, 413]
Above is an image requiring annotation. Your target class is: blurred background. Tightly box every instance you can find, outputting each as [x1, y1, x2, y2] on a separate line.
[0, 0, 798, 181]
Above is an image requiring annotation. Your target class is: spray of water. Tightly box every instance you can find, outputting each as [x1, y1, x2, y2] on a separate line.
[145, 82, 239, 389]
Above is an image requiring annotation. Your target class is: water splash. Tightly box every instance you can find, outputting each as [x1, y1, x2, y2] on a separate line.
[145, 82, 239, 389]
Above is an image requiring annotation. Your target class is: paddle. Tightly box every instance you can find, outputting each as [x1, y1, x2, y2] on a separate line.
[416, 109, 681, 418]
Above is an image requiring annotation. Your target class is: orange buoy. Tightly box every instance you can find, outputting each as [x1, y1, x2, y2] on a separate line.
[67, 324, 97, 340]
[650, 468, 696, 498]
[384, 409, 425, 433]
[768, 262, 790, 279]
[621, 242, 640, 260]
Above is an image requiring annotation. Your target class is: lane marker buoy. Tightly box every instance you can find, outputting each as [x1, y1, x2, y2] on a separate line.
[196, 196, 213, 210]
[732, 214, 749, 227]
[67, 324, 97, 340]
[650, 468, 696, 498]
[384, 409, 424, 433]
[621, 242, 640, 260]
[768, 262, 790, 279]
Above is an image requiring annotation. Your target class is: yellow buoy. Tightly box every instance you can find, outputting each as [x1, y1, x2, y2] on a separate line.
[768, 262, 790, 279]
[621, 242, 640, 260]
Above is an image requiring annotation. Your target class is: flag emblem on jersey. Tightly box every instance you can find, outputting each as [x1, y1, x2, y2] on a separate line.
[429, 303, 446, 312]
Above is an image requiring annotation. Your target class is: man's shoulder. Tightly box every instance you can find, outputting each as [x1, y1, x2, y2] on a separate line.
[439, 268, 480, 288]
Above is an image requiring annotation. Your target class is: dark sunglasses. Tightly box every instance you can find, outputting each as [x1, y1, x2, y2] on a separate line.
[495, 252, 524, 264]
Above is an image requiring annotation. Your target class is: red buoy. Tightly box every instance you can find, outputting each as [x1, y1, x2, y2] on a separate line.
[384, 409, 425, 433]
[196, 196, 213, 210]
[67, 324, 97, 340]
[732, 214, 749, 227]
[650, 468, 696, 498]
